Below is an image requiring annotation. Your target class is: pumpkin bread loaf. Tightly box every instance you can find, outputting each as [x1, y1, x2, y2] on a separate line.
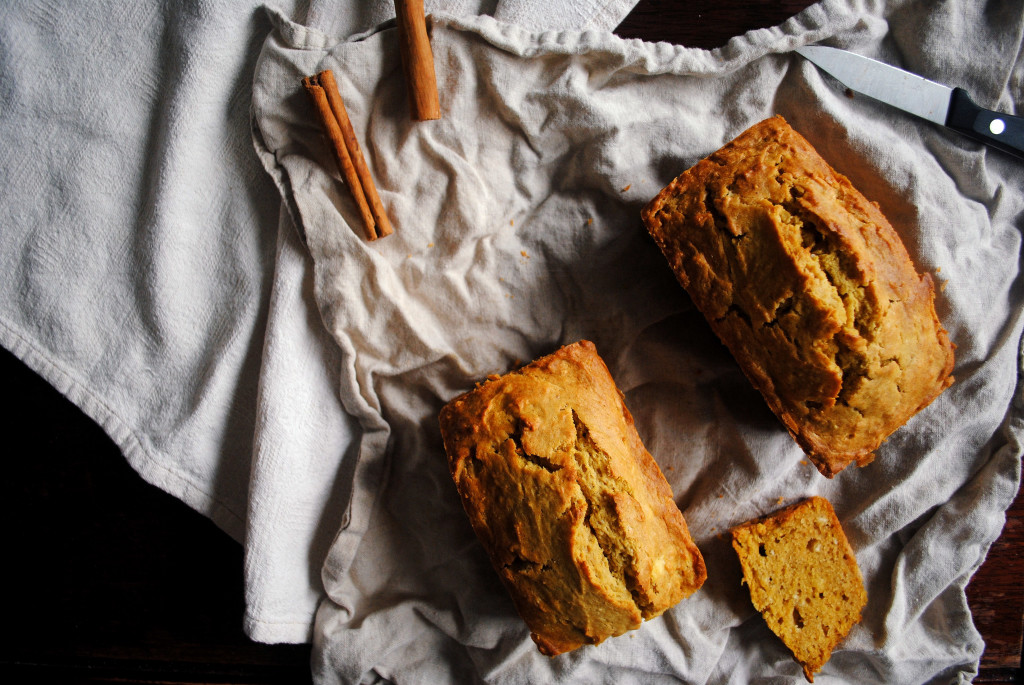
[439, 340, 706, 655]
[641, 116, 955, 477]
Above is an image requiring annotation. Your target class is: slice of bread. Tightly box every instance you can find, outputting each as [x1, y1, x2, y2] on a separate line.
[731, 496, 866, 681]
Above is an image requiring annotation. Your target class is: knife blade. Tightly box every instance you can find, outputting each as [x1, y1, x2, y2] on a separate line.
[795, 45, 1023, 159]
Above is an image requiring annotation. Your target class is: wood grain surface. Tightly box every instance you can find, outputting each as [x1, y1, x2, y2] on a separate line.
[2, 1, 1020, 683]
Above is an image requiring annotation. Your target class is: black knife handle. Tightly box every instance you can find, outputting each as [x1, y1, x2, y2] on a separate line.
[945, 87, 1024, 159]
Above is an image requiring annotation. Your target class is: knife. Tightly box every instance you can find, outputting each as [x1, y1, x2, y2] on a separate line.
[795, 45, 1023, 159]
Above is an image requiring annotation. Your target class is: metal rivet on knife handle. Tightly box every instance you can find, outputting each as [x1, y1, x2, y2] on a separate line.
[945, 88, 1024, 160]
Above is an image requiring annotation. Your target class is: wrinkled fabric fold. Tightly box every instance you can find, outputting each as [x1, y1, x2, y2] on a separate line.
[0, 0, 643, 649]
[251, 0, 1023, 680]
[1, 0, 1021, 678]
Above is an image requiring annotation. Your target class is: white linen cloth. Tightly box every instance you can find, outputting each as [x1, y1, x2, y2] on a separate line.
[250, 0, 1024, 682]
[0, 0, 1021, 682]
[0, 0, 640, 647]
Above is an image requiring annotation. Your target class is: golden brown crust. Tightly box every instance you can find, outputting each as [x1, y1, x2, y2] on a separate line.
[439, 340, 706, 655]
[731, 496, 867, 682]
[641, 116, 955, 477]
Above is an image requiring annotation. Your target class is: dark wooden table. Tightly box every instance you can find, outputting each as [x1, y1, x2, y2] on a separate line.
[3, 2, 1021, 683]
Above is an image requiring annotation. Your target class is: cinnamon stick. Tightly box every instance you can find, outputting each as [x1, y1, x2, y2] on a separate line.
[302, 71, 392, 240]
[395, 0, 441, 121]
[317, 70, 393, 237]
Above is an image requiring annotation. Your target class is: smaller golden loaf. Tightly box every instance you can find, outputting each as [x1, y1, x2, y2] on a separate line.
[439, 340, 706, 655]
[731, 496, 867, 682]
[641, 115, 955, 477]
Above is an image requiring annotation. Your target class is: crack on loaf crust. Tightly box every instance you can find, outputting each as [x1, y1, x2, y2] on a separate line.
[570, 409, 653, 616]
[510, 419, 564, 473]
[641, 116, 955, 477]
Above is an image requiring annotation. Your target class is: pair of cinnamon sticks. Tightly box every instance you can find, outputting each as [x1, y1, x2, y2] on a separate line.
[302, 70, 392, 241]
